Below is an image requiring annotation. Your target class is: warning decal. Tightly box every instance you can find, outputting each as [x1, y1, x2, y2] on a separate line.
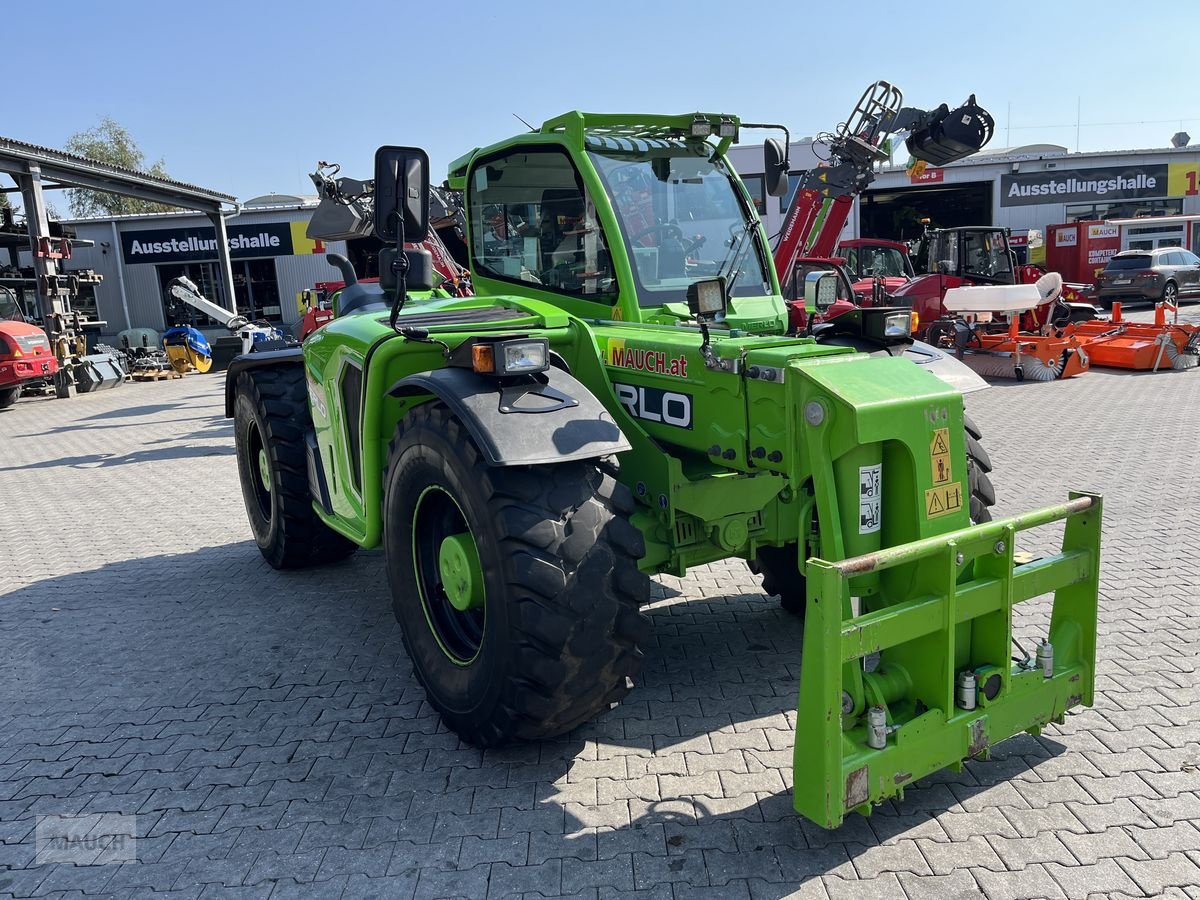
[859, 464, 882, 534]
[925, 483, 963, 519]
[930, 427, 952, 486]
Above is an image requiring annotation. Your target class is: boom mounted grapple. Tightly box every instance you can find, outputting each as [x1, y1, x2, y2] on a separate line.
[226, 104, 1101, 828]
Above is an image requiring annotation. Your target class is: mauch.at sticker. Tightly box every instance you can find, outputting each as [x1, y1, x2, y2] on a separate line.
[605, 339, 688, 378]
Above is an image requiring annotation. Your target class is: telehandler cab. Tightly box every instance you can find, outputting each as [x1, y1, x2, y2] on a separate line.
[226, 111, 1101, 828]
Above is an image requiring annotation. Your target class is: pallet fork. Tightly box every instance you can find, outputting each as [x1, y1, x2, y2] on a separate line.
[795, 493, 1101, 826]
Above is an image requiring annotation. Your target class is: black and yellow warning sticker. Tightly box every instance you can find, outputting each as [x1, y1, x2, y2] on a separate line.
[925, 482, 963, 519]
[930, 428, 952, 486]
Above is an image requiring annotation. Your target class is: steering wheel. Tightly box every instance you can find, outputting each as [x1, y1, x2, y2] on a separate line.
[631, 223, 683, 245]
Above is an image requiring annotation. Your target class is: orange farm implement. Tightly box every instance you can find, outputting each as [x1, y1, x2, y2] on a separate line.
[1066, 302, 1199, 371]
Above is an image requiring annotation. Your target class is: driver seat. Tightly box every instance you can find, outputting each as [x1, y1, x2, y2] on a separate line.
[540, 189, 585, 272]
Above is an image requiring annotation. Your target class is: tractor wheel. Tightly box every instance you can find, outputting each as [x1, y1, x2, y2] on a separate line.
[0, 386, 19, 410]
[750, 545, 807, 619]
[754, 415, 997, 617]
[964, 413, 996, 523]
[233, 367, 358, 569]
[383, 402, 650, 746]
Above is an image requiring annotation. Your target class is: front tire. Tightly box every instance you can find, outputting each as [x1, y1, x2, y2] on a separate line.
[753, 414, 997, 616]
[233, 367, 358, 569]
[384, 402, 650, 746]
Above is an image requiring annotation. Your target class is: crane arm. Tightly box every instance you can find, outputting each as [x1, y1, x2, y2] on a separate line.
[168, 277, 247, 331]
[773, 82, 994, 284]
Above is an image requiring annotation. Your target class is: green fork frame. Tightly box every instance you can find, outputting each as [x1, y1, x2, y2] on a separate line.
[795, 492, 1102, 827]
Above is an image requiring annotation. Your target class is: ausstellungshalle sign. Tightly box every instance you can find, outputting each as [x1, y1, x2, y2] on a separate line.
[999, 164, 1169, 207]
[120, 222, 294, 264]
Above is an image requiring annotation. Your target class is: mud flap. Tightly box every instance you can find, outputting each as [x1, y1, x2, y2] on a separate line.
[793, 492, 1101, 829]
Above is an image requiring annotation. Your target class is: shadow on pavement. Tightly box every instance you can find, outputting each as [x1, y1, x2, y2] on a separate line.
[0, 546, 1066, 898]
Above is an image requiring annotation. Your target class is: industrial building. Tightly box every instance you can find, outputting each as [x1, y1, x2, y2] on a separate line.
[729, 140, 1200, 254]
[57, 196, 349, 340]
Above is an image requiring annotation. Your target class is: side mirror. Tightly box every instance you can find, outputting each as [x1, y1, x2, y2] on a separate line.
[686, 276, 727, 320]
[373, 146, 430, 243]
[764, 138, 789, 198]
[379, 248, 434, 293]
[803, 271, 839, 312]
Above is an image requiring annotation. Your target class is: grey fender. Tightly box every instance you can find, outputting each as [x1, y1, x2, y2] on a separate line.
[388, 367, 630, 466]
[899, 339, 989, 395]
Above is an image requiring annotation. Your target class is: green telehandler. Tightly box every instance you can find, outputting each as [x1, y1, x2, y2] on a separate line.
[225, 107, 1101, 828]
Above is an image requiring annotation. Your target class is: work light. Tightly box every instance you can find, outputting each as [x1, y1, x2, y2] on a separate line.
[686, 277, 727, 319]
[717, 118, 737, 139]
[497, 339, 549, 375]
[690, 116, 713, 138]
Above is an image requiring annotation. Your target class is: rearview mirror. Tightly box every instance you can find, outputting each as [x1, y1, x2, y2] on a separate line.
[764, 138, 789, 197]
[803, 271, 839, 312]
[373, 146, 430, 243]
[379, 247, 434, 293]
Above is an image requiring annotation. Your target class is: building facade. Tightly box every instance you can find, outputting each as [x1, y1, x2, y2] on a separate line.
[729, 141, 1200, 257]
[59, 197, 348, 341]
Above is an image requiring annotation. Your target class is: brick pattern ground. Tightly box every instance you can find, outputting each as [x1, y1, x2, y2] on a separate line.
[0, 315, 1198, 899]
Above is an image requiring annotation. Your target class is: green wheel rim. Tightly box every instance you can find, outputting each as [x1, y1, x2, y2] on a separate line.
[257, 447, 272, 493]
[411, 485, 486, 665]
[439, 533, 485, 612]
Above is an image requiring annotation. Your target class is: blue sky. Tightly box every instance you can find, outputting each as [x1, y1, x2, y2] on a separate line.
[5, 0, 1195, 203]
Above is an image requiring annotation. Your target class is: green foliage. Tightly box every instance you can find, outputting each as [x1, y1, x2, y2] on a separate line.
[63, 118, 178, 218]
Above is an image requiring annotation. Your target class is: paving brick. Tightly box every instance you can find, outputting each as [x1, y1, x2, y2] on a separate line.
[917, 835, 1004, 875]
[1118, 852, 1200, 896]
[895, 870, 983, 900]
[822, 873, 907, 900]
[1045, 859, 1143, 900]
[973, 863, 1068, 900]
[486, 859, 562, 897]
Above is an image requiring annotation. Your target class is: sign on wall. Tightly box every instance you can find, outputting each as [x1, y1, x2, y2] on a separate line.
[1000, 164, 1170, 207]
[908, 167, 944, 184]
[120, 221, 322, 264]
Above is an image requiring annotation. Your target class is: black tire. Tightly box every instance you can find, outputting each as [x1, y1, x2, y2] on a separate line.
[0, 386, 19, 410]
[753, 415, 997, 617]
[964, 412, 996, 524]
[383, 402, 651, 746]
[750, 545, 807, 618]
[233, 367, 358, 569]
[1163, 282, 1179, 305]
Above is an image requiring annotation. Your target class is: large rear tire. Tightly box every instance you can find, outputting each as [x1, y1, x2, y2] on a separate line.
[754, 414, 997, 618]
[384, 402, 651, 746]
[233, 367, 358, 569]
[0, 386, 19, 410]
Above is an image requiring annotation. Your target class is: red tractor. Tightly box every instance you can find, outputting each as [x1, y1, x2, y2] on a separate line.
[836, 238, 915, 299]
[0, 286, 57, 409]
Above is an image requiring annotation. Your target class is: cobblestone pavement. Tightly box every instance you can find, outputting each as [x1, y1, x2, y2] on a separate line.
[1, 321, 1198, 899]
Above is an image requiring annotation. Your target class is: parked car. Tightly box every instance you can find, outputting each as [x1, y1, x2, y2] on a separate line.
[1095, 247, 1200, 305]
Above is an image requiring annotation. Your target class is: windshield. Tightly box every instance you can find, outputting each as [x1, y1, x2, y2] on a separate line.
[1105, 255, 1152, 271]
[588, 140, 771, 307]
[846, 245, 911, 279]
[930, 230, 1013, 281]
[0, 287, 23, 322]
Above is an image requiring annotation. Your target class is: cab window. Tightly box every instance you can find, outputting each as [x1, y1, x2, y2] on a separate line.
[469, 149, 617, 299]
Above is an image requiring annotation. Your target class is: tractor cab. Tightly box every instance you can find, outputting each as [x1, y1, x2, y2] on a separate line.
[926, 227, 1016, 283]
[448, 114, 790, 334]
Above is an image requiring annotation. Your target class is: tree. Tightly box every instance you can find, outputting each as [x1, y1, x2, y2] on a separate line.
[63, 118, 178, 218]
